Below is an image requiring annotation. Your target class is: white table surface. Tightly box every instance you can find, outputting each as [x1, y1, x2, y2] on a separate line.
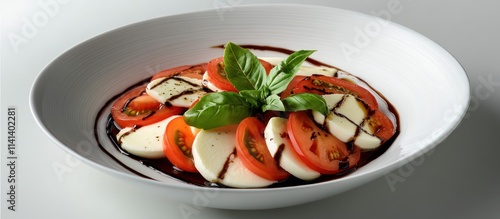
[2, 0, 500, 218]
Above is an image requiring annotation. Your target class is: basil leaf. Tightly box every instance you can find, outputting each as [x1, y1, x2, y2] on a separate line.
[224, 42, 267, 91]
[262, 94, 285, 112]
[259, 86, 271, 100]
[267, 50, 315, 95]
[184, 92, 253, 129]
[239, 90, 260, 108]
[282, 93, 329, 115]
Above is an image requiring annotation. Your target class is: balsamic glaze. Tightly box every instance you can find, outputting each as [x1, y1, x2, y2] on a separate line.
[94, 45, 401, 188]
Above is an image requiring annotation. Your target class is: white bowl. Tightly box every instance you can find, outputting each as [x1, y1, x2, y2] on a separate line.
[30, 4, 469, 209]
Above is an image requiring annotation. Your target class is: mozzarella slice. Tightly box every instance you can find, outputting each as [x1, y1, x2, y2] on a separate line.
[201, 71, 223, 92]
[116, 117, 174, 159]
[354, 131, 382, 149]
[312, 94, 383, 150]
[259, 57, 338, 77]
[190, 126, 201, 137]
[192, 125, 275, 188]
[258, 57, 283, 66]
[297, 65, 338, 77]
[146, 76, 206, 108]
[220, 155, 275, 188]
[264, 117, 320, 181]
[312, 93, 344, 123]
[324, 113, 358, 142]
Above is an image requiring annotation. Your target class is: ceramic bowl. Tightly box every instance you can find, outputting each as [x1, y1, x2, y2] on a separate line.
[30, 4, 469, 209]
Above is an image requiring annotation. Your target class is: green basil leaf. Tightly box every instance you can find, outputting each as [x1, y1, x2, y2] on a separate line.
[262, 94, 285, 112]
[282, 93, 328, 115]
[224, 42, 267, 91]
[267, 50, 315, 95]
[259, 86, 271, 100]
[239, 90, 260, 108]
[183, 92, 253, 129]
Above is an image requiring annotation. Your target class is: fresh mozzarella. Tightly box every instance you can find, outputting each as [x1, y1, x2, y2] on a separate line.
[257, 57, 283, 66]
[192, 126, 236, 182]
[296, 65, 338, 77]
[259, 57, 338, 77]
[146, 76, 206, 108]
[354, 130, 382, 149]
[201, 71, 223, 92]
[219, 155, 275, 188]
[190, 126, 201, 137]
[264, 117, 320, 180]
[312, 93, 344, 124]
[192, 125, 275, 188]
[116, 117, 174, 159]
[312, 94, 382, 150]
[323, 114, 358, 143]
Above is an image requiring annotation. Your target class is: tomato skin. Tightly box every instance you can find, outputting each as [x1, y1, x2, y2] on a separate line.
[151, 63, 207, 81]
[369, 110, 395, 142]
[206, 57, 238, 92]
[163, 116, 198, 172]
[236, 117, 290, 181]
[293, 75, 379, 108]
[287, 112, 360, 174]
[206, 57, 273, 92]
[280, 75, 306, 99]
[260, 59, 274, 74]
[110, 85, 184, 128]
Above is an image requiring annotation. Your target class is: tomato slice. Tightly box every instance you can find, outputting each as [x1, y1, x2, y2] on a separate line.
[280, 75, 306, 98]
[236, 117, 290, 181]
[206, 57, 273, 92]
[151, 63, 207, 81]
[260, 59, 274, 73]
[163, 116, 197, 172]
[293, 75, 378, 108]
[287, 111, 360, 174]
[367, 110, 395, 142]
[110, 85, 184, 128]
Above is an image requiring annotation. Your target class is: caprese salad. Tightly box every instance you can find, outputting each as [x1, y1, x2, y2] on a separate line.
[109, 42, 397, 188]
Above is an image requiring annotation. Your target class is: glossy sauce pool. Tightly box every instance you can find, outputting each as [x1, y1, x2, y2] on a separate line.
[94, 45, 400, 188]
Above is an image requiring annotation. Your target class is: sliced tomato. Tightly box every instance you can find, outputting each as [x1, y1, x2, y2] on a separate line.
[280, 75, 306, 98]
[236, 117, 290, 181]
[163, 116, 197, 172]
[293, 75, 379, 108]
[151, 63, 207, 81]
[287, 111, 361, 174]
[260, 59, 274, 74]
[206, 57, 273, 92]
[367, 110, 396, 142]
[110, 85, 184, 128]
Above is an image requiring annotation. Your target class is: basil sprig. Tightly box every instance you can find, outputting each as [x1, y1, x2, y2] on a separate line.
[184, 42, 328, 129]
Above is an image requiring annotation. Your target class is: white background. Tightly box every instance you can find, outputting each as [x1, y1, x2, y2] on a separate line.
[1, 0, 500, 218]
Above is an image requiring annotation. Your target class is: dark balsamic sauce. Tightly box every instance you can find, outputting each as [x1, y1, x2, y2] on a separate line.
[94, 45, 400, 188]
